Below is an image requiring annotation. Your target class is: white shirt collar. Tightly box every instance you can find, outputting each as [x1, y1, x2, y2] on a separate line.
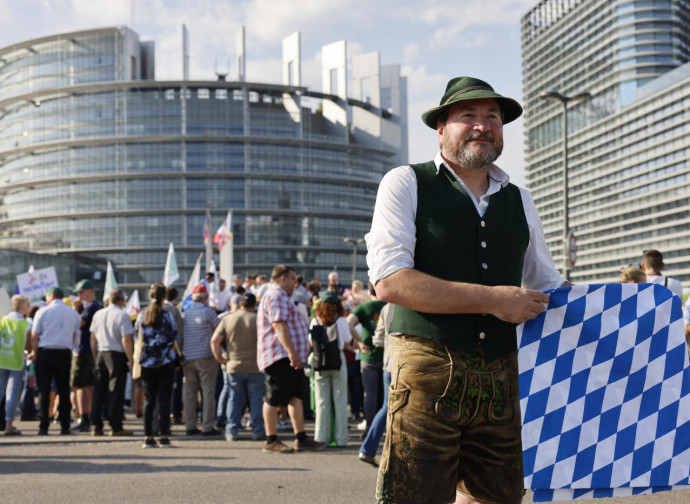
[433, 152, 510, 187]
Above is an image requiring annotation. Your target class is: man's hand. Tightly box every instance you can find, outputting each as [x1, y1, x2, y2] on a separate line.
[357, 340, 371, 354]
[489, 286, 550, 324]
[288, 350, 302, 370]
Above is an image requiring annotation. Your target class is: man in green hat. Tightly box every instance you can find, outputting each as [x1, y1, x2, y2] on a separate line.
[71, 278, 102, 432]
[366, 77, 568, 504]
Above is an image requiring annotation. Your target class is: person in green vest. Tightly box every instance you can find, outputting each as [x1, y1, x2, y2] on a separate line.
[0, 295, 31, 435]
[366, 77, 569, 504]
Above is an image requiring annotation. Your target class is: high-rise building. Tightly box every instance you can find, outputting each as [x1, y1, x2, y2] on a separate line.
[0, 27, 408, 290]
[522, 0, 690, 285]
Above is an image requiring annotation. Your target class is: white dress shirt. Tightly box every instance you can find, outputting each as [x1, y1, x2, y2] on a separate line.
[365, 153, 565, 291]
[32, 299, 81, 350]
[645, 274, 683, 299]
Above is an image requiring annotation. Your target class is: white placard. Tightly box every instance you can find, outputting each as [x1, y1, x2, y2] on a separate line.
[16, 266, 59, 305]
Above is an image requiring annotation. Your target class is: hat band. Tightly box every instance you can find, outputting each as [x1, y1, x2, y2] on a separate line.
[442, 86, 494, 106]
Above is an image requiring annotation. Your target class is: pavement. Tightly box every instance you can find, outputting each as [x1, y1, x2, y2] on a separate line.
[2, 416, 690, 504]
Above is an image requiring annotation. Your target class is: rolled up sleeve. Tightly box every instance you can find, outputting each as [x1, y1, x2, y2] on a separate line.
[365, 166, 418, 284]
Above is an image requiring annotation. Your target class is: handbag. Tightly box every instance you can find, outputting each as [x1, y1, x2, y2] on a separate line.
[132, 325, 143, 379]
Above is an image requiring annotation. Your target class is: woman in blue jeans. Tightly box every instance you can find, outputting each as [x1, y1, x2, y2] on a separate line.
[0, 295, 31, 435]
[359, 303, 393, 466]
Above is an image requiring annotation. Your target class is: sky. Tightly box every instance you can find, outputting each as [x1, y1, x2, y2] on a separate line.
[0, 0, 537, 185]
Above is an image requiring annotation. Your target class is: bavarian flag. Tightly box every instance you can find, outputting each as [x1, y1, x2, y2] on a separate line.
[0, 317, 29, 371]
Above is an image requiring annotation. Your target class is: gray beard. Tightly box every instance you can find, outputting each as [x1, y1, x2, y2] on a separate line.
[442, 135, 503, 170]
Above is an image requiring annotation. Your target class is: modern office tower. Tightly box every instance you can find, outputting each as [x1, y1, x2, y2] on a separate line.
[522, 0, 690, 285]
[0, 27, 408, 290]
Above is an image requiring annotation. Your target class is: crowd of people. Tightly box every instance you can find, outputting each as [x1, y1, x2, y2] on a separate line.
[0, 265, 393, 460]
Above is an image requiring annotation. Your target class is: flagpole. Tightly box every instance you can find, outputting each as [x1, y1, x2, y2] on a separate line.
[205, 210, 213, 274]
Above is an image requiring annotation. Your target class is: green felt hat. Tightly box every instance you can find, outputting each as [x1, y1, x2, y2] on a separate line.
[421, 76, 523, 129]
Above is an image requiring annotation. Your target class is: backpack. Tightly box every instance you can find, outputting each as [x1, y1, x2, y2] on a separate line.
[310, 322, 341, 372]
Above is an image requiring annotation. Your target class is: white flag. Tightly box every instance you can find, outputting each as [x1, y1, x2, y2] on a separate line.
[103, 261, 118, 302]
[125, 290, 140, 318]
[182, 253, 203, 311]
[163, 243, 180, 287]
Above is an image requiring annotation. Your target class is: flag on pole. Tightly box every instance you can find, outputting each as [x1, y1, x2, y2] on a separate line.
[181, 253, 203, 312]
[518, 283, 690, 501]
[103, 261, 118, 303]
[125, 290, 141, 319]
[212, 210, 233, 251]
[163, 243, 180, 287]
[202, 210, 210, 243]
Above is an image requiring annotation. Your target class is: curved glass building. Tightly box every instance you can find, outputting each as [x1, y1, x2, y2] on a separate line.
[0, 27, 408, 289]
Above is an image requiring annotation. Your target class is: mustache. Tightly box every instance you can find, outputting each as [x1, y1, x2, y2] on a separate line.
[465, 131, 495, 142]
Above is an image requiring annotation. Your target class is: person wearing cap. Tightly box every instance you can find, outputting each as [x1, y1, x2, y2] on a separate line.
[70, 278, 102, 432]
[181, 283, 221, 436]
[210, 292, 265, 441]
[29, 286, 82, 435]
[366, 76, 567, 504]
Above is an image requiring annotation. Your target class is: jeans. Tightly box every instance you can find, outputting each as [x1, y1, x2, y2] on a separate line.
[359, 370, 391, 457]
[225, 372, 265, 439]
[360, 359, 383, 429]
[216, 369, 230, 424]
[141, 363, 175, 437]
[0, 368, 24, 422]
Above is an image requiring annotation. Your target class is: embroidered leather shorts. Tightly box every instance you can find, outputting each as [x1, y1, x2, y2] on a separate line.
[377, 334, 524, 504]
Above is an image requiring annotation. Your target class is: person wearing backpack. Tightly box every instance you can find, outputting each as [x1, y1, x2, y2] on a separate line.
[310, 291, 368, 447]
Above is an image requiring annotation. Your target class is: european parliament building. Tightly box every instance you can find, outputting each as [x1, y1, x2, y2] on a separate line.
[522, 0, 690, 287]
[0, 27, 407, 290]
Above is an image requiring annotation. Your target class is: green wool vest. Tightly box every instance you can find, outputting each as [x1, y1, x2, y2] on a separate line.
[389, 161, 529, 362]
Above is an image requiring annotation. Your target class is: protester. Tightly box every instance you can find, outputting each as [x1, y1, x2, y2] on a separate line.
[210, 292, 265, 441]
[216, 278, 231, 314]
[358, 303, 394, 467]
[347, 282, 382, 434]
[71, 279, 101, 432]
[90, 288, 134, 437]
[0, 295, 31, 435]
[310, 291, 361, 447]
[137, 283, 178, 448]
[182, 284, 220, 436]
[30, 286, 81, 435]
[164, 286, 184, 425]
[640, 249, 683, 298]
[257, 264, 323, 453]
[367, 76, 565, 503]
[619, 266, 646, 284]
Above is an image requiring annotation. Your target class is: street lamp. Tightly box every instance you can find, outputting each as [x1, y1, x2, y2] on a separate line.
[540, 90, 590, 282]
[343, 237, 365, 283]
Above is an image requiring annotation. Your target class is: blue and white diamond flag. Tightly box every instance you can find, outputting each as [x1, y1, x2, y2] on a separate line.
[517, 283, 690, 501]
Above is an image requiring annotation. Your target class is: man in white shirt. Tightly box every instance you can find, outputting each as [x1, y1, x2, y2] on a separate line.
[90, 289, 134, 437]
[367, 76, 566, 504]
[30, 286, 81, 435]
[640, 249, 683, 298]
[216, 278, 232, 314]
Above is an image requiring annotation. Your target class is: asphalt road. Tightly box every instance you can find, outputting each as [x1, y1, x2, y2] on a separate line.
[2, 418, 690, 504]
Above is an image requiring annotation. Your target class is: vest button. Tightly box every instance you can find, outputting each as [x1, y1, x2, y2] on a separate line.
[480, 221, 486, 228]
[479, 332, 486, 340]
[481, 241, 487, 248]
[482, 263, 488, 269]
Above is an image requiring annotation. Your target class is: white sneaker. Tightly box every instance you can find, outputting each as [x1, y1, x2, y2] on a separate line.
[357, 420, 368, 431]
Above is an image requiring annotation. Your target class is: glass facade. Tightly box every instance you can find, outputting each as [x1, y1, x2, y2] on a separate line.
[522, 0, 690, 286]
[0, 27, 407, 290]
